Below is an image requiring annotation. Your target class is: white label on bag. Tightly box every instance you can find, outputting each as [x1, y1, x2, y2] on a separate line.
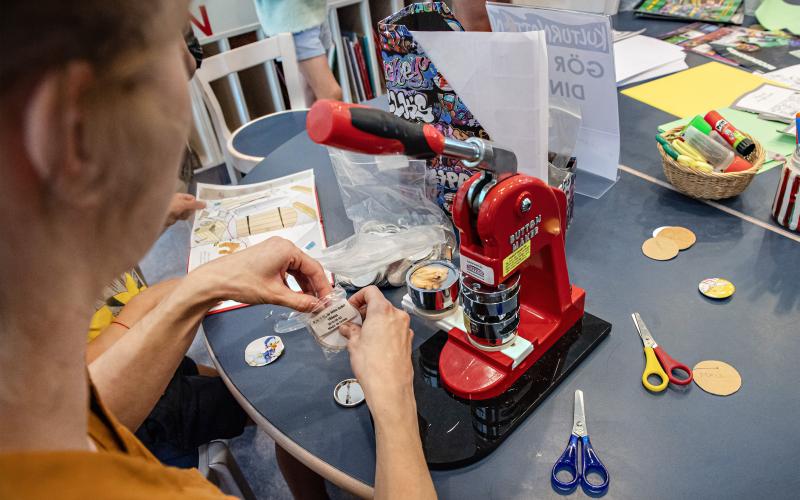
[461, 256, 495, 284]
[307, 300, 362, 338]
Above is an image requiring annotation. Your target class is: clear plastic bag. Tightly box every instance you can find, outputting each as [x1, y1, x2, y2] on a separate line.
[311, 149, 456, 285]
[548, 98, 582, 172]
[273, 286, 362, 354]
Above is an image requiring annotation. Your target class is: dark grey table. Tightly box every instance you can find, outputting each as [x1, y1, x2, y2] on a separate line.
[614, 12, 794, 234]
[204, 14, 800, 499]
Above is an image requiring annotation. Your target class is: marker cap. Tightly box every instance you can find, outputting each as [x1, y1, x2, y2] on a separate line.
[735, 137, 755, 156]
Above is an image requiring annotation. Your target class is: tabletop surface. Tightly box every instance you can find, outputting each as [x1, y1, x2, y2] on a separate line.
[203, 12, 800, 499]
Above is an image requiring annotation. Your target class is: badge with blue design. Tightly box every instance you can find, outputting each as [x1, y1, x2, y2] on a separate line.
[245, 335, 285, 367]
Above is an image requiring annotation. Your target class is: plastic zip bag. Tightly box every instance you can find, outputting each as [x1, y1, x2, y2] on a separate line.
[310, 149, 456, 286]
[273, 286, 362, 355]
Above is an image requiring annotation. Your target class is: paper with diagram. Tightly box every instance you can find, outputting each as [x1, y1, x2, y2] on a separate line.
[190, 169, 326, 313]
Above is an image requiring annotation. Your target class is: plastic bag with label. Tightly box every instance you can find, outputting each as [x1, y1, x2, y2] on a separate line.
[311, 149, 456, 287]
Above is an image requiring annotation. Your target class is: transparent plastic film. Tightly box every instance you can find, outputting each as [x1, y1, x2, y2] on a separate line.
[273, 286, 362, 356]
[310, 149, 456, 287]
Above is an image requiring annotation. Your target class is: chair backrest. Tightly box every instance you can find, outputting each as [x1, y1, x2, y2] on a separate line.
[194, 33, 309, 151]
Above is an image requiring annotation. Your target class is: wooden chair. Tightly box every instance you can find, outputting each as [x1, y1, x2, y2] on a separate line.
[195, 34, 310, 184]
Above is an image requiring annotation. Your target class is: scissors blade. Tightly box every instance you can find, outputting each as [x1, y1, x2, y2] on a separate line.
[571, 390, 587, 437]
[631, 312, 657, 348]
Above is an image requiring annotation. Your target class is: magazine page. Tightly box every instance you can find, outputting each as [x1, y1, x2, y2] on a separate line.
[190, 169, 327, 313]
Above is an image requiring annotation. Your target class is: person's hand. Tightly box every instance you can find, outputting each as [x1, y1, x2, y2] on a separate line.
[188, 236, 332, 312]
[164, 193, 205, 228]
[340, 286, 414, 413]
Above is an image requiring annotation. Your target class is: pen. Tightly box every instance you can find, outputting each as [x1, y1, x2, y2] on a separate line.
[655, 134, 679, 160]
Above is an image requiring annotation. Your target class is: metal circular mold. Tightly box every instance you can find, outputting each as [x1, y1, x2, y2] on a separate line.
[463, 310, 520, 349]
[406, 260, 460, 313]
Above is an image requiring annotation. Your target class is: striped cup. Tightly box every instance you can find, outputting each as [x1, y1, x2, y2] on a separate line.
[772, 152, 800, 232]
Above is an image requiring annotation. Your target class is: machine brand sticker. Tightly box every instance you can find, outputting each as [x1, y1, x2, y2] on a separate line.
[502, 239, 531, 277]
[461, 256, 495, 283]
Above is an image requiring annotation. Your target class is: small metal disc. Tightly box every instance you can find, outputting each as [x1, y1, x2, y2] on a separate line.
[333, 378, 365, 407]
[698, 278, 735, 299]
[350, 271, 380, 288]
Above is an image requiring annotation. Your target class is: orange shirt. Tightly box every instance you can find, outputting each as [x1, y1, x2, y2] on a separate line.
[0, 383, 232, 499]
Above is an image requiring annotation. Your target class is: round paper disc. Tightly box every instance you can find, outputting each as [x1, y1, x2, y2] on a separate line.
[693, 360, 741, 396]
[698, 278, 735, 299]
[657, 226, 696, 250]
[333, 378, 365, 407]
[652, 226, 670, 238]
[642, 237, 679, 261]
[244, 335, 285, 367]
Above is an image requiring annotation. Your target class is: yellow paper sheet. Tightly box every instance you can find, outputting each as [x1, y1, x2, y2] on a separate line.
[621, 62, 769, 118]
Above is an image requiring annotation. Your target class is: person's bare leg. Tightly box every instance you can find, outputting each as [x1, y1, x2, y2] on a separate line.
[275, 442, 330, 500]
[299, 55, 343, 102]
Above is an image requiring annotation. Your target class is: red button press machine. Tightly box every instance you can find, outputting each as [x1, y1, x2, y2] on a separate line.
[307, 100, 610, 468]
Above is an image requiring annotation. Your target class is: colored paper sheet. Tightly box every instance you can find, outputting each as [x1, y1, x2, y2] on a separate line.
[657, 107, 796, 173]
[622, 62, 769, 118]
[756, 0, 800, 35]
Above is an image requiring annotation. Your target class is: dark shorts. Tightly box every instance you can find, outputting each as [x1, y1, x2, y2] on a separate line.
[135, 357, 248, 468]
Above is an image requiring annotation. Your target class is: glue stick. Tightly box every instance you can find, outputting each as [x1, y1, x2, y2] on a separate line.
[704, 111, 756, 156]
[682, 125, 734, 172]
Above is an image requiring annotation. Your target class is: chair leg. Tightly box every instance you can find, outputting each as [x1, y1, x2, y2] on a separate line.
[201, 440, 257, 500]
[225, 161, 240, 185]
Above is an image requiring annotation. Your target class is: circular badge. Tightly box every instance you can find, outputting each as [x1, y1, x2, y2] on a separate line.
[698, 278, 735, 299]
[244, 335, 285, 367]
[693, 360, 741, 396]
[333, 378, 365, 407]
[642, 237, 679, 261]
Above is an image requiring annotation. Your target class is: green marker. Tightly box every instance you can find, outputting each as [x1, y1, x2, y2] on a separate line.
[655, 134, 679, 160]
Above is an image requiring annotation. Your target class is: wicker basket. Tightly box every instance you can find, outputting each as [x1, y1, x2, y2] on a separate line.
[657, 126, 765, 200]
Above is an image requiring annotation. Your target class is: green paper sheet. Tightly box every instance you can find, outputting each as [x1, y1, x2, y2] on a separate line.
[658, 107, 796, 173]
[756, 0, 800, 35]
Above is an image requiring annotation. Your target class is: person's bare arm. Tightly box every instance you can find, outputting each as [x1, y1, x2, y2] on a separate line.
[89, 237, 332, 430]
[85, 279, 181, 364]
[341, 288, 436, 500]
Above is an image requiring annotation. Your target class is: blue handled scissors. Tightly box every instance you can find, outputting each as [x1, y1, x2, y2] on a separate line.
[551, 390, 610, 496]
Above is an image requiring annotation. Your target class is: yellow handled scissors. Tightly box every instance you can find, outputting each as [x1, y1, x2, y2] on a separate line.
[632, 313, 693, 392]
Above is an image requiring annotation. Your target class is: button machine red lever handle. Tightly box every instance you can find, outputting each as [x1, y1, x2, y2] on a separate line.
[306, 99, 446, 158]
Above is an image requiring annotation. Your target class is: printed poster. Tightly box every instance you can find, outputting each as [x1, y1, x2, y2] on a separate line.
[487, 3, 620, 197]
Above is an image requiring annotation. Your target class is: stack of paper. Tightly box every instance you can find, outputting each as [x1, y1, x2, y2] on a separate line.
[621, 62, 770, 118]
[732, 83, 800, 122]
[764, 64, 800, 91]
[615, 35, 688, 86]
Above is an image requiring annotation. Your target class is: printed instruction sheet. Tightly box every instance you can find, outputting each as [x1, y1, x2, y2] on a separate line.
[190, 169, 326, 313]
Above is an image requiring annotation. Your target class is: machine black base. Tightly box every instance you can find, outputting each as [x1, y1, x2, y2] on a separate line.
[413, 313, 611, 470]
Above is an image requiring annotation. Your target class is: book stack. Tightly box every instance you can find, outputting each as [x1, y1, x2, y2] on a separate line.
[340, 31, 375, 102]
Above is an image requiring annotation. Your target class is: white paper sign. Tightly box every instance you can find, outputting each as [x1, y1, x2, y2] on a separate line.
[487, 3, 620, 197]
[411, 31, 549, 181]
[189, 0, 260, 44]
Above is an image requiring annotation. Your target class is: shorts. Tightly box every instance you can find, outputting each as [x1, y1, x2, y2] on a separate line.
[293, 21, 333, 61]
[135, 357, 248, 468]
